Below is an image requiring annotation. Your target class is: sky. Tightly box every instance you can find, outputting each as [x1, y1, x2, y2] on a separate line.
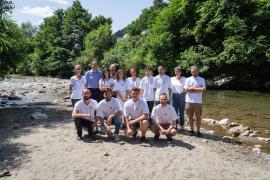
[12, 0, 154, 32]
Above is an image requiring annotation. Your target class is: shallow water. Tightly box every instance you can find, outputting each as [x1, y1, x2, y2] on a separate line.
[203, 90, 270, 134]
[203, 90, 270, 152]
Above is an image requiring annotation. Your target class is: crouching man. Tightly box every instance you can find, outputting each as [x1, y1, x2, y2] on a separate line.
[151, 93, 177, 143]
[72, 88, 98, 140]
[124, 88, 149, 142]
[96, 89, 123, 141]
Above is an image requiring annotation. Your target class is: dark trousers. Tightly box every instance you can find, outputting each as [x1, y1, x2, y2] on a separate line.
[74, 118, 94, 137]
[147, 101, 154, 115]
[88, 88, 101, 102]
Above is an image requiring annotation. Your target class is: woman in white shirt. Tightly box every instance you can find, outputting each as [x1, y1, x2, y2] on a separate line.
[171, 67, 186, 129]
[114, 69, 129, 108]
[99, 68, 115, 97]
[69, 64, 86, 107]
[127, 68, 141, 96]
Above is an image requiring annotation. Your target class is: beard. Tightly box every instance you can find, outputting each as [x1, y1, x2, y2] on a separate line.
[83, 96, 90, 101]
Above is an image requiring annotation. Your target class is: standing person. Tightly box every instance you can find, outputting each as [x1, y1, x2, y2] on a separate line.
[126, 68, 141, 96]
[99, 68, 115, 96]
[69, 65, 86, 107]
[72, 89, 98, 140]
[114, 69, 129, 108]
[140, 67, 155, 114]
[85, 60, 102, 102]
[96, 89, 122, 141]
[109, 63, 117, 79]
[124, 88, 149, 142]
[184, 66, 206, 137]
[151, 93, 177, 144]
[153, 65, 172, 105]
[171, 67, 186, 129]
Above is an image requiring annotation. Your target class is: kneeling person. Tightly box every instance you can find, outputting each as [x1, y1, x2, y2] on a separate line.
[151, 93, 177, 142]
[72, 88, 98, 140]
[97, 89, 122, 140]
[124, 88, 149, 142]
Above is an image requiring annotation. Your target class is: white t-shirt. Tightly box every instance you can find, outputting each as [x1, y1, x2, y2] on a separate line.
[153, 74, 172, 101]
[140, 76, 155, 101]
[114, 79, 130, 92]
[171, 76, 186, 94]
[184, 76, 206, 104]
[124, 98, 149, 120]
[151, 104, 178, 124]
[74, 99, 98, 121]
[96, 97, 122, 118]
[70, 75, 86, 99]
[127, 77, 141, 89]
[99, 78, 115, 90]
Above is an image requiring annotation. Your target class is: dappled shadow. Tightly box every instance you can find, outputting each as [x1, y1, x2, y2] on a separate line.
[0, 105, 72, 171]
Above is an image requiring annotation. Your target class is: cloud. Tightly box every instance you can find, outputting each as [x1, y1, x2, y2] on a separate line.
[19, 6, 53, 18]
[46, 0, 68, 5]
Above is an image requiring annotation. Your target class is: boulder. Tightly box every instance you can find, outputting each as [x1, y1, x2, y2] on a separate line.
[252, 147, 261, 154]
[257, 137, 270, 142]
[241, 130, 250, 136]
[218, 118, 231, 128]
[249, 133, 257, 137]
[202, 118, 216, 125]
[207, 130, 214, 135]
[229, 122, 239, 127]
[31, 112, 48, 120]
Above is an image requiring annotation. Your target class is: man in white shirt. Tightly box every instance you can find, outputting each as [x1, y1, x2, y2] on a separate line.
[96, 89, 122, 141]
[184, 66, 206, 137]
[69, 64, 86, 107]
[127, 68, 141, 97]
[153, 65, 172, 105]
[140, 67, 155, 114]
[72, 89, 98, 140]
[151, 93, 177, 143]
[124, 88, 150, 142]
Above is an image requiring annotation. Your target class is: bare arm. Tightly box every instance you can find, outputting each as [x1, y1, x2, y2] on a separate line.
[72, 110, 91, 119]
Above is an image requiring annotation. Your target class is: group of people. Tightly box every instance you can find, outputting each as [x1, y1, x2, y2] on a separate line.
[70, 60, 206, 143]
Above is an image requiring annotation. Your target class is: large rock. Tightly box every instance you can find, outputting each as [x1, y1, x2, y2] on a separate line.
[31, 112, 48, 120]
[229, 125, 247, 134]
[202, 118, 216, 125]
[218, 118, 231, 128]
[257, 137, 270, 142]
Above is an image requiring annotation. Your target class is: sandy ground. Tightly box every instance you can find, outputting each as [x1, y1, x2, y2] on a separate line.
[0, 76, 270, 180]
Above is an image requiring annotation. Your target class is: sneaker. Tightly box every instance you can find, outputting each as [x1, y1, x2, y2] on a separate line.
[167, 136, 173, 142]
[187, 130, 195, 136]
[196, 131, 202, 137]
[114, 134, 120, 141]
[76, 136, 82, 141]
[154, 135, 160, 140]
[140, 136, 146, 142]
[167, 140, 174, 147]
[107, 133, 114, 140]
[133, 130, 138, 139]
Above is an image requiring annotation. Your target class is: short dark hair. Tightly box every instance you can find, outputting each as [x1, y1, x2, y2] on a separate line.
[144, 67, 152, 71]
[159, 93, 167, 98]
[103, 88, 112, 94]
[131, 87, 140, 93]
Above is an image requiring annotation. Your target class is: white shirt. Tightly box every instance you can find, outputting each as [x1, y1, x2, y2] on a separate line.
[114, 80, 130, 92]
[70, 76, 86, 99]
[99, 78, 115, 90]
[74, 99, 98, 121]
[151, 104, 178, 124]
[96, 97, 122, 118]
[171, 76, 186, 94]
[140, 76, 155, 101]
[127, 77, 141, 89]
[124, 98, 149, 120]
[184, 76, 206, 104]
[153, 74, 172, 101]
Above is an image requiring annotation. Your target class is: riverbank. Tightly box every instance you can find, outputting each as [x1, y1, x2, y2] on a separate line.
[0, 75, 270, 180]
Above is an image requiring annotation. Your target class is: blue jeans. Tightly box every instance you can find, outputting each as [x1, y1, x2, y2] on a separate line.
[172, 93, 185, 127]
[101, 116, 122, 134]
